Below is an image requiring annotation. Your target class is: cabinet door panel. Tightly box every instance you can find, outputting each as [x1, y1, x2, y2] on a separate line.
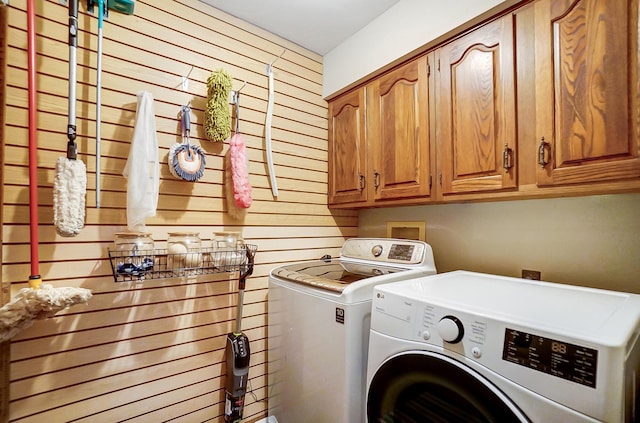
[368, 55, 433, 201]
[438, 15, 517, 195]
[535, 0, 640, 185]
[328, 89, 367, 204]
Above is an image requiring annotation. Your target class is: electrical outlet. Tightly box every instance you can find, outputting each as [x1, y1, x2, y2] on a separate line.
[522, 269, 541, 280]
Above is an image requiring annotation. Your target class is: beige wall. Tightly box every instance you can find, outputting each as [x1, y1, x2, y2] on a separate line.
[1, 0, 356, 421]
[323, 0, 510, 97]
[359, 193, 640, 294]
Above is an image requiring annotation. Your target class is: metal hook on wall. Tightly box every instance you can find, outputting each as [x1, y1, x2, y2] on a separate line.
[180, 65, 194, 91]
[230, 80, 247, 105]
[266, 49, 286, 75]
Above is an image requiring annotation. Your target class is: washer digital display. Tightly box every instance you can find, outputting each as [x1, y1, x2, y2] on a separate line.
[502, 328, 597, 388]
[388, 244, 414, 261]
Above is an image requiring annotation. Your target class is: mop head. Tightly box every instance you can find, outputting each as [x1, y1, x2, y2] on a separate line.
[53, 157, 87, 237]
[204, 69, 233, 142]
[168, 143, 206, 182]
[0, 284, 92, 342]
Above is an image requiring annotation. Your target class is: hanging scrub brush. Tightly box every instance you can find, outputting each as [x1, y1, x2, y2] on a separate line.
[168, 104, 206, 181]
[204, 69, 232, 142]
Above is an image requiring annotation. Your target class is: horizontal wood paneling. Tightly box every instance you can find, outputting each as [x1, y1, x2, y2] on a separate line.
[1, 5, 9, 423]
[2, 0, 355, 421]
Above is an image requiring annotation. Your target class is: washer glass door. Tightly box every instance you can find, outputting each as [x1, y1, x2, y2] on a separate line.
[367, 352, 530, 423]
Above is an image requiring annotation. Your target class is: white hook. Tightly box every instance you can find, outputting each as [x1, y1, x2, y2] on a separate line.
[266, 49, 286, 75]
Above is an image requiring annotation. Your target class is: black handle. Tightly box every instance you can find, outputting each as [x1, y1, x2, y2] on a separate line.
[69, 0, 78, 47]
[238, 246, 256, 291]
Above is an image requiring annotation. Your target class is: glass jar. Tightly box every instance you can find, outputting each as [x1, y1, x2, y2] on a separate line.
[167, 232, 202, 251]
[212, 231, 245, 268]
[114, 232, 155, 277]
[212, 231, 243, 251]
[114, 232, 154, 254]
[167, 232, 202, 269]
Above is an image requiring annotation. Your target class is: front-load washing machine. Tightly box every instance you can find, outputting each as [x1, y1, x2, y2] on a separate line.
[267, 238, 437, 423]
[366, 271, 640, 422]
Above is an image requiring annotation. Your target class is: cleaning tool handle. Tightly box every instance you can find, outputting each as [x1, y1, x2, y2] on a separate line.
[98, 0, 105, 29]
[67, 0, 79, 160]
[234, 93, 240, 134]
[68, 0, 78, 48]
[181, 104, 191, 134]
[27, 0, 41, 284]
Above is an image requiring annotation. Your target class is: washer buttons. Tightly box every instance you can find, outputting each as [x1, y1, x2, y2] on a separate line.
[472, 347, 482, 358]
[422, 330, 431, 341]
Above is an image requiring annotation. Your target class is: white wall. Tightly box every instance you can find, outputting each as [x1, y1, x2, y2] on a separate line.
[359, 194, 640, 294]
[322, 0, 507, 97]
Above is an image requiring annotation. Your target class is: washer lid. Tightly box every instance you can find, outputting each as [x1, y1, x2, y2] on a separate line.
[272, 259, 406, 293]
[378, 270, 640, 345]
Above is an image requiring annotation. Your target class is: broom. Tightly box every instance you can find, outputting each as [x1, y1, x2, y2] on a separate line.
[53, 0, 86, 237]
[0, 0, 91, 343]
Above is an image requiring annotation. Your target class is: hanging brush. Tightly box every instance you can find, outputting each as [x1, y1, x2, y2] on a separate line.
[168, 104, 206, 182]
[204, 69, 232, 142]
[227, 89, 252, 214]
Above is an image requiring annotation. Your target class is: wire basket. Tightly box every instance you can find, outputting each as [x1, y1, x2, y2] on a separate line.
[108, 244, 257, 282]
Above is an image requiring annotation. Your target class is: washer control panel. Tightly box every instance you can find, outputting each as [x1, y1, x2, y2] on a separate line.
[502, 328, 598, 388]
[340, 238, 431, 265]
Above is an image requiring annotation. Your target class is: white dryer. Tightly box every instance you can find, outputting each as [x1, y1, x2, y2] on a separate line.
[268, 238, 437, 423]
[366, 271, 640, 422]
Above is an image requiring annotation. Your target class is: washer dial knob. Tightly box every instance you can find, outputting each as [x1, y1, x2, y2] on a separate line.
[438, 315, 464, 343]
[371, 245, 383, 257]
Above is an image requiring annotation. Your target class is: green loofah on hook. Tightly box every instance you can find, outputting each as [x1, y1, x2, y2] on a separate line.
[204, 69, 233, 142]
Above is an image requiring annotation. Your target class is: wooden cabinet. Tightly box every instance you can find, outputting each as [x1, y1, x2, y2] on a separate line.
[533, 0, 640, 186]
[437, 15, 517, 196]
[328, 55, 435, 207]
[327, 0, 640, 208]
[366, 54, 434, 202]
[328, 88, 367, 205]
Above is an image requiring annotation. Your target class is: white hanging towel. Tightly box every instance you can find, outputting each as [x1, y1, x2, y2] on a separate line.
[123, 91, 160, 231]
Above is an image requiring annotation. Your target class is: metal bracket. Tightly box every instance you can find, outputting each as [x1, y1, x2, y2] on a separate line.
[87, 0, 108, 18]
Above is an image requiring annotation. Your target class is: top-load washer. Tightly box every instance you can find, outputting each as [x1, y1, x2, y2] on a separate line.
[366, 270, 640, 422]
[267, 238, 437, 423]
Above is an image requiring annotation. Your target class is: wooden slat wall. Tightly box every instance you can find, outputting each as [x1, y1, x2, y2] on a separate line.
[2, 0, 357, 421]
[1, 4, 9, 423]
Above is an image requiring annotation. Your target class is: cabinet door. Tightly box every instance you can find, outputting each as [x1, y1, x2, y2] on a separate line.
[367, 55, 433, 201]
[438, 15, 517, 195]
[328, 88, 368, 205]
[534, 0, 640, 186]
